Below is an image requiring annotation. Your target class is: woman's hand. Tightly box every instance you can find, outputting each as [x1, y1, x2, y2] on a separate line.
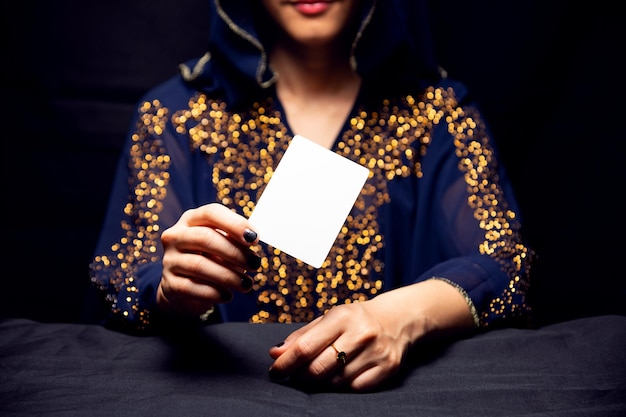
[268, 279, 474, 392]
[157, 203, 262, 318]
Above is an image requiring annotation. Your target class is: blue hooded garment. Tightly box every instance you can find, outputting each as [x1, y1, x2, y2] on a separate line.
[90, 0, 534, 333]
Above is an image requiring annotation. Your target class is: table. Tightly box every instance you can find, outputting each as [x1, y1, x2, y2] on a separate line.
[2, 315, 625, 416]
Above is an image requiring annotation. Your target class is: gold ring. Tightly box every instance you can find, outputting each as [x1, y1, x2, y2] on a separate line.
[331, 343, 347, 365]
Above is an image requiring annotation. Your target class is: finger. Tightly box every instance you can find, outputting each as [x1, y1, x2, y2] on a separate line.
[164, 251, 255, 292]
[158, 277, 228, 316]
[268, 313, 344, 379]
[180, 203, 260, 246]
[329, 340, 401, 392]
[268, 315, 323, 359]
[162, 223, 262, 272]
[282, 342, 352, 388]
[336, 363, 393, 393]
[308, 342, 350, 380]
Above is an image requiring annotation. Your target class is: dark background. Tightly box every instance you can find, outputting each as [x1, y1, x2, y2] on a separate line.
[3, 0, 624, 326]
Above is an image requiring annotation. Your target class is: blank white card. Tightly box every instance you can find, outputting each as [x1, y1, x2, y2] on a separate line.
[248, 135, 370, 268]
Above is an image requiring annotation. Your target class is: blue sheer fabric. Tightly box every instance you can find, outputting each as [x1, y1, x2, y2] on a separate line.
[89, 0, 534, 333]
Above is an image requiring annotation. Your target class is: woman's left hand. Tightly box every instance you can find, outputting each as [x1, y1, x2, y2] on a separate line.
[268, 279, 474, 392]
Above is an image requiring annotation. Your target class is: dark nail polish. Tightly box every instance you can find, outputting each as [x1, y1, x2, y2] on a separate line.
[246, 253, 262, 270]
[243, 228, 257, 243]
[274, 341, 284, 348]
[220, 291, 233, 302]
[241, 275, 253, 290]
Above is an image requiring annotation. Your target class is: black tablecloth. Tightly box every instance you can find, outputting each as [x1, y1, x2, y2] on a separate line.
[2, 315, 625, 416]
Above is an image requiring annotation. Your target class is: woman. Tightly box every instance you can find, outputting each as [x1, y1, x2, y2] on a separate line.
[91, 0, 534, 392]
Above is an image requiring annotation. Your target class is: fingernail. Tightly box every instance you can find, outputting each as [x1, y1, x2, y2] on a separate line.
[220, 291, 233, 302]
[246, 253, 262, 270]
[274, 341, 284, 348]
[241, 275, 253, 290]
[243, 228, 257, 243]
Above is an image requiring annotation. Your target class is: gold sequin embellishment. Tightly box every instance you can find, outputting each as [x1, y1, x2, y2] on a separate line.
[91, 86, 532, 329]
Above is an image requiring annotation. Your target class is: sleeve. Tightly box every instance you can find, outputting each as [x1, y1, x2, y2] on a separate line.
[89, 97, 198, 334]
[412, 91, 535, 329]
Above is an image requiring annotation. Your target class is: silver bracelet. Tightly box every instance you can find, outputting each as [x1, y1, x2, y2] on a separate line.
[199, 306, 215, 322]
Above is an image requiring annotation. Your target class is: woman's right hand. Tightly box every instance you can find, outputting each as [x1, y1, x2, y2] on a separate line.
[156, 203, 262, 318]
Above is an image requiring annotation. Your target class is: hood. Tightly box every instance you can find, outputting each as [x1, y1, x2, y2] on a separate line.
[180, 0, 441, 107]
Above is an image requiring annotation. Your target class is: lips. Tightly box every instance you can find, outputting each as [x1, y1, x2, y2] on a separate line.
[293, 1, 333, 16]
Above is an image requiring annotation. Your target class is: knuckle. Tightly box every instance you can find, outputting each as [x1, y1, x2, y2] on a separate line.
[160, 227, 175, 245]
[202, 202, 224, 218]
[187, 254, 207, 275]
[308, 358, 331, 378]
[165, 277, 187, 295]
[384, 348, 402, 369]
[292, 338, 316, 359]
[327, 304, 351, 322]
[197, 227, 218, 248]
